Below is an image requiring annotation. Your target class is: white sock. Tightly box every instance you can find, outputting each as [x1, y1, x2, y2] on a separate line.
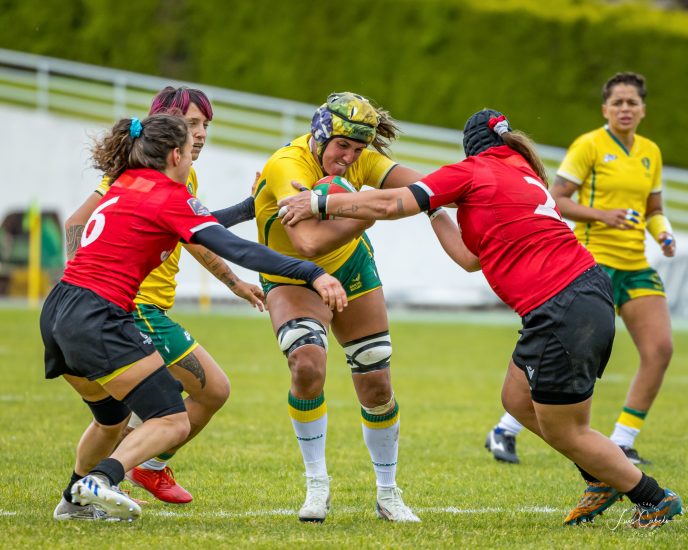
[610, 423, 639, 448]
[362, 420, 399, 488]
[291, 414, 328, 479]
[497, 412, 524, 436]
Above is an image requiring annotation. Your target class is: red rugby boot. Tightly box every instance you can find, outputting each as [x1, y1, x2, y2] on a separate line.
[126, 466, 193, 504]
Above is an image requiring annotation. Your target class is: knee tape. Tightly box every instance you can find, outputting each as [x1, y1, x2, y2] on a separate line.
[361, 393, 396, 416]
[83, 396, 130, 426]
[122, 365, 186, 421]
[277, 317, 328, 356]
[344, 331, 392, 374]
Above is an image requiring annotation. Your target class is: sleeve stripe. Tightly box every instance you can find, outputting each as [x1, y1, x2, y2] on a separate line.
[413, 181, 434, 196]
[378, 163, 399, 189]
[555, 170, 583, 185]
[189, 221, 221, 233]
[408, 183, 431, 211]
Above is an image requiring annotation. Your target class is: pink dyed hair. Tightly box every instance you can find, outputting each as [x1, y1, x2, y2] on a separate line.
[149, 86, 213, 121]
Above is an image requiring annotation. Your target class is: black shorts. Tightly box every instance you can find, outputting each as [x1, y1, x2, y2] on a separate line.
[512, 266, 615, 405]
[40, 282, 156, 381]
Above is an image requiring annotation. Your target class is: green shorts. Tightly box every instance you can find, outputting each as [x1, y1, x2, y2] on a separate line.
[132, 303, 198, 365]
[599, 265, 666, 309]
[261, 238, 382, 301]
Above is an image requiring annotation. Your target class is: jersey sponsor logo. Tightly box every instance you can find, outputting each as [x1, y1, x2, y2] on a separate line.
[187, 197, 211, 216]
[526, 365, 535, 379]
[603, 154, 617, 163]
[160, 249, 173, 262]
[139, 332, 153, 345]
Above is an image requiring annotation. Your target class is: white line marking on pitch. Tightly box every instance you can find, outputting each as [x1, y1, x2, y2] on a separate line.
[146, 506, 562, 519]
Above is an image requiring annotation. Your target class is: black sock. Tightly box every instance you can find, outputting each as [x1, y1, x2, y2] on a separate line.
[89, 458, 125, 486]
[626, 473, 665, 506]
[575, 463, 599, 483]
[63, 471, 83, 504]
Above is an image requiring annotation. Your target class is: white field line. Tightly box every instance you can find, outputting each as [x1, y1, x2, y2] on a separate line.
[146, 505, 562, 519]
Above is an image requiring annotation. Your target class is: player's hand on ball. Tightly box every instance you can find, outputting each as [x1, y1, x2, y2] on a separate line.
[312, 273, 348, 312]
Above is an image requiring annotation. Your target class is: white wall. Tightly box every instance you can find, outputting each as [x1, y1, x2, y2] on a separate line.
[2, 104, 497, 306]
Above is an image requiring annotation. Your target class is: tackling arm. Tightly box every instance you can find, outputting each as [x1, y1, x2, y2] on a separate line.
[191, 225, 347, 311]
[280, 186, 421, 225]
[183, 242, 265, 310]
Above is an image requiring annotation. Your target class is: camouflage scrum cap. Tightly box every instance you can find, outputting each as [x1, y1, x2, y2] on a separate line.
[311, 92, 380, 158]
[462, 109, 512, 157]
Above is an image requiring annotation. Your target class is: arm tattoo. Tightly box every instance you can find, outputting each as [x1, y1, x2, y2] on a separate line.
[65, 225, 84, 260]
[334, 204, 358, 216]
[175, 352, 206, 388]
[395, 199, 405, 215]
[201, 250, 237, 289]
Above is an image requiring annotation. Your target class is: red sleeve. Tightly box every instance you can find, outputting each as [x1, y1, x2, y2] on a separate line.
[419, 161, 474, 209]
[159, 187, 220, 241]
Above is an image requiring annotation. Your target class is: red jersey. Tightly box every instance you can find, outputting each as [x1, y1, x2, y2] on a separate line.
[62, 168, 219, 311]
[419, 146, 595, 316]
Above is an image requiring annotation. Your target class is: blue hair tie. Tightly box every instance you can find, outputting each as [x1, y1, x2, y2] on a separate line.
[129, 117, 143, 138]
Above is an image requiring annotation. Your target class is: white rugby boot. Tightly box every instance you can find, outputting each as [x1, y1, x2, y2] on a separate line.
[376, 486, 420, 522]
[71, 475, 141, 522]
[298, 476, 331, 523]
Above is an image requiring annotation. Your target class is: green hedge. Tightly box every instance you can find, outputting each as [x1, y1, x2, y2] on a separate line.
[2, 0, 688, 165]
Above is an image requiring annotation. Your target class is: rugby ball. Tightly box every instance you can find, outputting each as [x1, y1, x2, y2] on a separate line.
[313, 175, 356, 219]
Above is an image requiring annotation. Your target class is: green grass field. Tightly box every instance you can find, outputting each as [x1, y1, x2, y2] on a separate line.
[1, 307, 687, 548]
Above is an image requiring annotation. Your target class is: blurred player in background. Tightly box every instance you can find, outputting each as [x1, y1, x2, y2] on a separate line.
[254, 92, 426, 523]
[47, 113, 346, 521]
[63, 86, 263, 505]
[486, 73, 676, 474]
[278, 109, 683, 529]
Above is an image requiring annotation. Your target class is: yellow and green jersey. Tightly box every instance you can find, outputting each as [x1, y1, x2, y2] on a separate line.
[254, 134, 396, 284]
[557, 126, 662, 270]
[95, 166, 199, 309]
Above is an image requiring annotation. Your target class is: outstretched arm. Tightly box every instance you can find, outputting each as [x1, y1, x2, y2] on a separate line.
[183, 242, 265, 310]
[280, 186, 421, 225]
[191, 224, 347, 311]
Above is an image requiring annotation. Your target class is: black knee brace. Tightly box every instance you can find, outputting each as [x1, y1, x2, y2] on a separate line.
[122, 366, 186, 421]
[83, 395, 131, 426]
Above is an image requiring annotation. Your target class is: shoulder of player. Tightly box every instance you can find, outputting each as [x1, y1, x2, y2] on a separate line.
[570, 127, 604, 148]
[633, 132, 660, 153]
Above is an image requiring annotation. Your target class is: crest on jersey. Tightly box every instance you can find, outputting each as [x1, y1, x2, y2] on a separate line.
[187, 182, 194, 194]
[187, 198, 211, 216]
[642, 157, 651, 169]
